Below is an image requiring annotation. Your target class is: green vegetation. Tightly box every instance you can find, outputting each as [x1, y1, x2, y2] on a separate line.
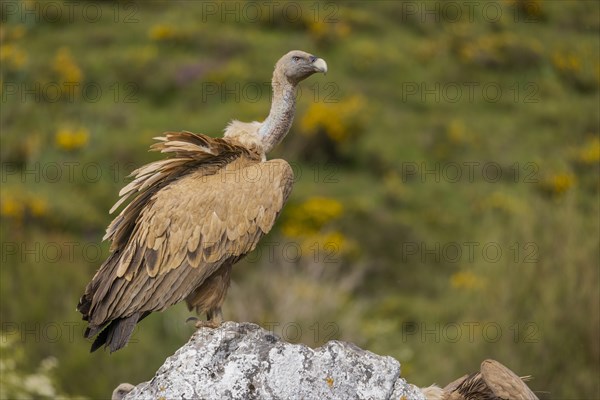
[1, 1, 598, 398]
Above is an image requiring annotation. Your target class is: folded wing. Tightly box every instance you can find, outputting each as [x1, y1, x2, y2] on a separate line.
[77, 132, 293, 351]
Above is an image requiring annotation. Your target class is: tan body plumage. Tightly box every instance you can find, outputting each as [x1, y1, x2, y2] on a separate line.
[77, 51, 327, 352]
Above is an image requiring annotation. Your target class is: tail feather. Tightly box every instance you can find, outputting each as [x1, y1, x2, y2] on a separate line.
[90, 313, 141, 353]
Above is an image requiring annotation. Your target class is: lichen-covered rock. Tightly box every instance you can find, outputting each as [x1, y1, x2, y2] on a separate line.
[124, 322, 425, 400]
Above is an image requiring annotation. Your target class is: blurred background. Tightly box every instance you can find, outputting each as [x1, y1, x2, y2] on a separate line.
[1, 0, 599, 398]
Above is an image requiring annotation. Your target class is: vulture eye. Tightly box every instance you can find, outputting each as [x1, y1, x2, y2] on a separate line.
[292, 56, 300, 62]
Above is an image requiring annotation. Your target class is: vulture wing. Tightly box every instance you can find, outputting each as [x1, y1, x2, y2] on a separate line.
[480, 359, 539, 400]
[77, 131, 293, 352]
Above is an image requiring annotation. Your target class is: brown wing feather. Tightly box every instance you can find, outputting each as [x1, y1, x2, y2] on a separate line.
[480, 359, 539, 400]
[104, 131, 246, 249]
[78, 131, 293, 343]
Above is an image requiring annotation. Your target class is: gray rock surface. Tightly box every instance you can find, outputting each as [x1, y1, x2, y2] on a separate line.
[124, 322, 425, 400]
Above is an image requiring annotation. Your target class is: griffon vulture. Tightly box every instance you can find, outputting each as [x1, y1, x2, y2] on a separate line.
[421, 359, 539, 400]
[77, 50, 328, 352]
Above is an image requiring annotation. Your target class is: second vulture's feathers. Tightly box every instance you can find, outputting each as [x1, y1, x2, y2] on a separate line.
[77, 50, 328, 353]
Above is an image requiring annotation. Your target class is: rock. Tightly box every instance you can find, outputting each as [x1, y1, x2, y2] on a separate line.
[124, 321, 425, 400]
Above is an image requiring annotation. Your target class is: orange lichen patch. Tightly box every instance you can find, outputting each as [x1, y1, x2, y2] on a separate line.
[325, 376, 334, 387]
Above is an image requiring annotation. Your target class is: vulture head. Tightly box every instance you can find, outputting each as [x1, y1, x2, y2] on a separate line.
[276, 50, 328, 84]
[224, 50, 328, 156]
[111, 383, 135, 400]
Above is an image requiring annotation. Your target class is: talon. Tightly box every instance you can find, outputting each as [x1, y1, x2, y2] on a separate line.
[194, 319, 221, 329]
[186, 316, 199, 324]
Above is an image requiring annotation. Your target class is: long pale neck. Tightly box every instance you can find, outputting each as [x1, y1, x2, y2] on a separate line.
[259, 71, 297, 153]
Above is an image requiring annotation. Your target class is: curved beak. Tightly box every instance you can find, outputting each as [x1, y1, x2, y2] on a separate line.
[311, 57, 328, 74]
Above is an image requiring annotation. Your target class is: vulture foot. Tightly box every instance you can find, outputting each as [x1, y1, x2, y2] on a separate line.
[194, 319, 222, 329]
[193, 308, 223, 329]
[185, 317, 221, 329]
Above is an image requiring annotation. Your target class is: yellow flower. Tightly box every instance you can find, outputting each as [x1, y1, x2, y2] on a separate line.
[1, 196, 25, 220]
[299, 230, 349, 259]
[53, 47, 83, 93]
[544, 172, 575, 195]
[553, 51, 582, 73]
[11, 48, 27, 68]
[0, 43, 28, 69]
[300, 197, 343, 223]
[300, 95, 365, 143]
[567, 55, 581, 71]
[0, 44, 14, 61]
[447, 119, 467, 144]
[281, 197, 355, 261]
[322, 231, 346, 252]
[479, 191, 524, 215]
[308, 21, 327, 39]
[282, 196, 343, 237]
[28, 197, 48, 217]
[282, 197, 343, 237]
[149, 24, 176, 41]
[450, 270, 485, 290]
[577, 137, 600, 165]
[55, 127, 89, 151]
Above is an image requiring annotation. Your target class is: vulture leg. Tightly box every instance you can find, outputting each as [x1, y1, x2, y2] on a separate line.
[185, 261, 233, 329]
